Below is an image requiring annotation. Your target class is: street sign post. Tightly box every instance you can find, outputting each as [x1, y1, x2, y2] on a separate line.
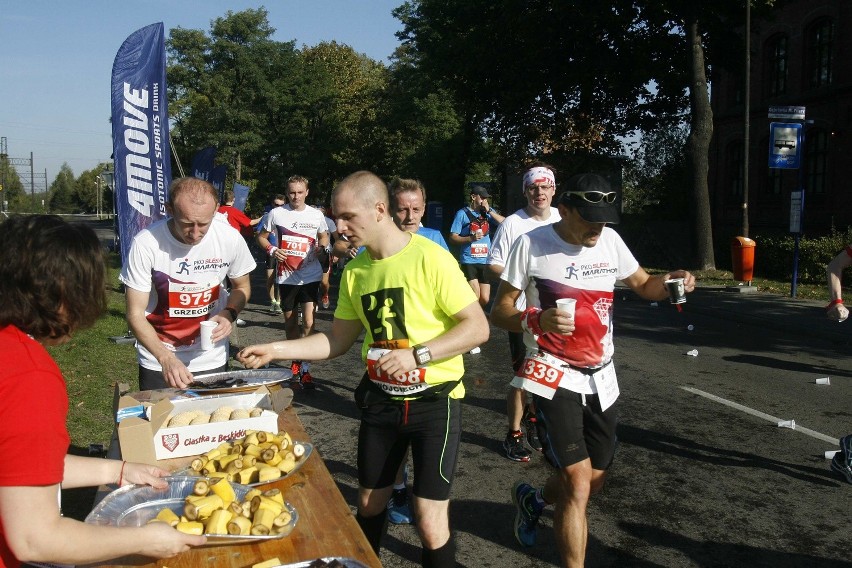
[768, 106, 806, 297]
[768, 122, 802, 169]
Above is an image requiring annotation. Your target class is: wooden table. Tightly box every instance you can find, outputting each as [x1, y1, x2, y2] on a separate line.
[89, 405, 381, 568]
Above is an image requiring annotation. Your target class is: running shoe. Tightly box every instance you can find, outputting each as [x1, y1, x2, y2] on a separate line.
[321, 294, 330, 309]
[830, 453, 852, 484]
[503, 430, 532, 462]
[388, 464, 413, 524]
[289, 361, 302, 389]
[522, 411, 543, 453]
[512, 481, 544, 547]
[387, 489, 412, 524]
[840, 434, 852, 460]
[300, 370, 316, 390]
[270, 301, 282, 315]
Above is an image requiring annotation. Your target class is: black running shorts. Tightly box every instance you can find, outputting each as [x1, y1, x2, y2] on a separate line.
[533, 388, 617, 471]
[278, 281, 321, 312]
[357, 397, 461, 501]
[461, 263, 489, 283]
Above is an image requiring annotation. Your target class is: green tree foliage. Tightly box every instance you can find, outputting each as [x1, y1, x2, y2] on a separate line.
[48, 163, 77, 213]
[394, 1, 674, 166]
[167, 8, 296, 203]
[0, 155, 26, 211]
[624, 123, 689, 216]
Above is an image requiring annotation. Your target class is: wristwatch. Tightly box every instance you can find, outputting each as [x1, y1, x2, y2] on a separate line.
[412, 344, 432, 366]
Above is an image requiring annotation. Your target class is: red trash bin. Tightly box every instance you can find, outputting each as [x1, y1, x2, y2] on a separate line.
[731, 236, 756, 282]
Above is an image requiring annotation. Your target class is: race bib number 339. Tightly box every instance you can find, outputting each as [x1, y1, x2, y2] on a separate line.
[168, 281, 219, 318]
[510, 351, 566, 399]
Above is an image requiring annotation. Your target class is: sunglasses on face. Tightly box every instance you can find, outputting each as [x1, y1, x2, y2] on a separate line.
[565, 191, 617, 204]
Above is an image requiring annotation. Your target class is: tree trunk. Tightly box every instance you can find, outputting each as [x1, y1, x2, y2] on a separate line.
[685, 19, 717, 270]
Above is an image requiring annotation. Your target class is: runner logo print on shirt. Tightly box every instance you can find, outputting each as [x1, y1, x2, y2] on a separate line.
[361, 287, 428, 396]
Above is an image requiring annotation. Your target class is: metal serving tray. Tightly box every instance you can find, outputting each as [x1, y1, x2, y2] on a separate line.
[85, 476, 297, 545]
[173, 442, 314, 486]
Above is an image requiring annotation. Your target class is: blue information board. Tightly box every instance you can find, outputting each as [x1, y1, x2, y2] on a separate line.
[768, 122, 802, 169]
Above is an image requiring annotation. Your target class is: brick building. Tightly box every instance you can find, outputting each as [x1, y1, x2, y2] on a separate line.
[709, 0, 852, 239]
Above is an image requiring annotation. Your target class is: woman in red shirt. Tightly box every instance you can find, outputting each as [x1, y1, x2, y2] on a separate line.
[0, 215, 206, 567]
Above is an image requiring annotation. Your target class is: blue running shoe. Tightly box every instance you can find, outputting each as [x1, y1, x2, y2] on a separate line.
[830, 453, 852, 484]
[512, 481, 544, 547]
[387, 464, 413, 524]
[387, 488, 413, 524]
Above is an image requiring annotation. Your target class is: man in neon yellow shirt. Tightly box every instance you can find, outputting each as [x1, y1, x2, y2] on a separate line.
[238, 171, 488, 567]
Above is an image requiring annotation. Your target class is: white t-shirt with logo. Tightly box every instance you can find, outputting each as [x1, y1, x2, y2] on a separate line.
[488, 207, 559, 310]
[120, 218, 256, 372]
[501, 225, 639, 391]
[263, 204, 328, 285]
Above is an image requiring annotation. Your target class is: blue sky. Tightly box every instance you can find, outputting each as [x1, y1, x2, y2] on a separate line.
[0, 1, 404, 184]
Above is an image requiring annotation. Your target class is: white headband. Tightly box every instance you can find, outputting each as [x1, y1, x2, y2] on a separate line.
[522, 167, 555, 192]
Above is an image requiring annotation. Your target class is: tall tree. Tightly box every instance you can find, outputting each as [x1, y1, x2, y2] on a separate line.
[167, 8, 297, 195]
[393, 1, 677, 201]
[0, 155, 26, 211]
[638, 0, 779, 268]
[48, 164, 76, 213]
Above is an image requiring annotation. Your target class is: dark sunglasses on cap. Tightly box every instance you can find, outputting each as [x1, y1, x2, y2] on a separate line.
[565, 190, 617, 204]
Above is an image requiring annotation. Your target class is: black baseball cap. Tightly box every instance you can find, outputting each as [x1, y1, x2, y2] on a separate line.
[470, 185, 491, 198]
[559, 173, 620, 224]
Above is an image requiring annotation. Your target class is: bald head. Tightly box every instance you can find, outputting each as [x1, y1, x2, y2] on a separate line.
[169, 177, 218, 208]
[333, 170, 388, 211]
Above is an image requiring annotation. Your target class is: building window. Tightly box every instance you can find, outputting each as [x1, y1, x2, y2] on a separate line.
[762, 135, 783, 196]
[764, 168, 782, 196]
[805, 129, 829, 195]
[765, 34, 787, 97]
[807, 19, 833, 88]
[727, 141, 743, 197]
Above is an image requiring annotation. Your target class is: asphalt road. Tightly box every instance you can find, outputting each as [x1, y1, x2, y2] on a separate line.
[79, 217, 849, 567]
[230, 269, 850, 568]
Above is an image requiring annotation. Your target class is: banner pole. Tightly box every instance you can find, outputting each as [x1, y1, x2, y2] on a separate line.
[172, 143, 185, 177]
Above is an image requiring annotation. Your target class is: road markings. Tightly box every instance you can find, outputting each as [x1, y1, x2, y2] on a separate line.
[680, 386, 839, 445]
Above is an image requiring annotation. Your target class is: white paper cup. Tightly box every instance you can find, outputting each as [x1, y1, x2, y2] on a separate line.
[825, 450, 839, 459]
[556, 298, 576, 318]
[199, 320, 217, 350]
[815, 377, 831, 385]
[777, 419, 795, 429]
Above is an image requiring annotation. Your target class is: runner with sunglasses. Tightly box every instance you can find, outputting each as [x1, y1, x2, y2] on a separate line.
[491, 172, 695, 566]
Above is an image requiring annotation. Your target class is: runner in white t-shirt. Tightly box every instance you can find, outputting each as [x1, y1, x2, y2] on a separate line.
[257, 175, 330, 388]
[121, 177, 257, 390]
[491, 172, 695, 564]
[487, 163, 560, 462]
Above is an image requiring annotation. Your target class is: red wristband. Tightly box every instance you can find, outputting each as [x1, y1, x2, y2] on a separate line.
[826, 298, 843, 310]
[266, 244, 278, 256]
[520, 307, 544, 336]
